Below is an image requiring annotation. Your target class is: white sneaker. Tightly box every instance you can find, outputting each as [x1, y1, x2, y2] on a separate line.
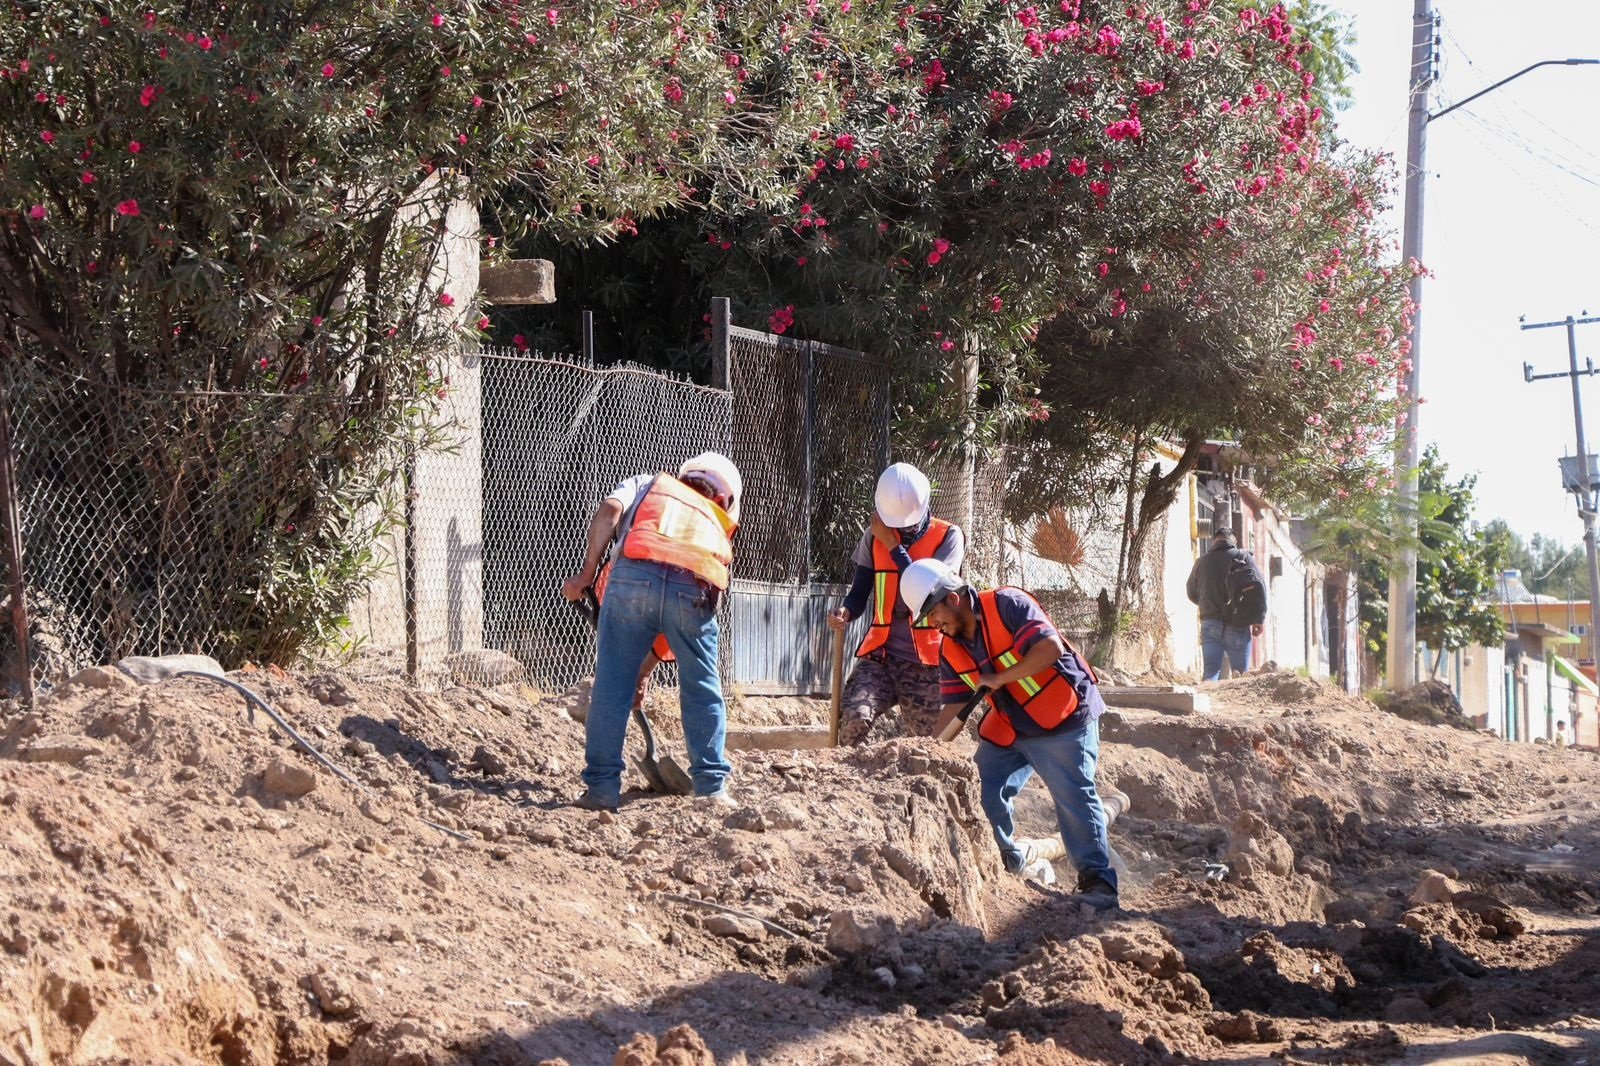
[1019, 856, 1058, 885]
[1018, 836, 1067, 864]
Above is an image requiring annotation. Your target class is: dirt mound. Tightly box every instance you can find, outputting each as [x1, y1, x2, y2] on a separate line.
[4, 665, 1600, 1064]
[1207, 668, 1367, 714]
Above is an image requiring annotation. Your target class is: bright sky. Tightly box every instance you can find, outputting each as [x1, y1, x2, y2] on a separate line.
[1332, 1, 1600, 544]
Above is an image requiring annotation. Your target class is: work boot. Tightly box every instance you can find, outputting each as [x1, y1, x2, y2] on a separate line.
[1018, 836, 1068, 865]
[694, 789, 737, 809]
[1076, 874, 1119, 911]
[1019, 856, 1058, 886]
[1101, 785, 1131, 828]
[573, 789, 620, 813]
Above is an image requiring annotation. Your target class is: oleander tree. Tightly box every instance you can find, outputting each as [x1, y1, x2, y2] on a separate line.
[0, 0, 904, 665]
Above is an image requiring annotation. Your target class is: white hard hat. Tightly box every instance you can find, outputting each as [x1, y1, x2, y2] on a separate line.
[901, 558, 963, 622]
[875, 462, 931, 528]
[678, 451, 742, 509]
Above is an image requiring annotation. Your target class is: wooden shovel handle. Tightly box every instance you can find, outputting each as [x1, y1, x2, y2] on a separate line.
[828, 625, 847, 747]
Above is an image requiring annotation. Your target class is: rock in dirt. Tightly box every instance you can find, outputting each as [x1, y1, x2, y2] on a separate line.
[263, 757, 318, 798]
[64, 665, 135, 691]
[762, 800, 809, 830]
[703, 913, 767, 943]
[1410, 869, 1467, 905]
[611, 1024, 714, 1066]
[309, 970, 359, 1015]
[1225, 811, 1295, 877]
[116, 653, 226, 683]
[826, 909, 895, 954]
[1451, 892, 1531, 937]
[469, 744, 509, 777]
[446, 649, 525, 687]
[21, 734, 105, 765]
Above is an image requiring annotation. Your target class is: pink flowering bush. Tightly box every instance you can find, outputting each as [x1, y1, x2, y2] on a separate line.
[0, 0, 901, 664]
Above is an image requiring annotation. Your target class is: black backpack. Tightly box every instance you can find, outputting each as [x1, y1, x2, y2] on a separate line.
[1223, 554, 1268, 627]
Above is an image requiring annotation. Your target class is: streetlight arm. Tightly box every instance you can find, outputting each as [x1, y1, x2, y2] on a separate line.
[1429, 59, 1600, 123]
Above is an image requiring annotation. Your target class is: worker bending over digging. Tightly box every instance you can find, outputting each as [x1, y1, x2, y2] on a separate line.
[561, 453, 743, 812]
[902, 558, 1119, 910]
[826, 462, 965, 744]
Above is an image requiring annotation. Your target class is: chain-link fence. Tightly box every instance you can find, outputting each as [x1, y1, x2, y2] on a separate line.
[0, 321, 897, 698]
[0, 358, 401, 690]
[344, 346, 734, 690]
[723, 324, 888, 693]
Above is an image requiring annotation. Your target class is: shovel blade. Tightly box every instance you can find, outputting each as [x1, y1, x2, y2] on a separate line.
[657, 754, 694, 795]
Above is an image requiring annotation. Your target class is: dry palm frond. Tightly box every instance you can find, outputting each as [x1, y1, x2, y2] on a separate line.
[1031, 508, 1086, 569]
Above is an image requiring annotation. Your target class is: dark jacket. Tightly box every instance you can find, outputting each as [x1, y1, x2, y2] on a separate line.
[1186, 541, 1267, 622]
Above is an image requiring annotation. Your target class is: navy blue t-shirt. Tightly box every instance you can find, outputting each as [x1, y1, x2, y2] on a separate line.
[939, 587, 1104, 738]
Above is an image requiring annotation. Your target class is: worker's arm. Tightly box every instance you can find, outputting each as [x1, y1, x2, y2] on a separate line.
[829, 564, 875, 630]
[1185, 564, 1200, 606]
[977, 634, 1065, 691]
[869, 512, 914, 573]
[561, 498, 626, 601]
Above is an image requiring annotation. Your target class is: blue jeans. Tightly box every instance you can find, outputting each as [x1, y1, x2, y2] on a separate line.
[975, 714, 1116, 891]
[1200, 618, 1252, 681]
[582, 559, 731, 800]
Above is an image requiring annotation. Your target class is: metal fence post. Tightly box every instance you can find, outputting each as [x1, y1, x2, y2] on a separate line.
[0, 386, 33, 703]
[710, 297, 731, 391]
[581, 309, 595, 364]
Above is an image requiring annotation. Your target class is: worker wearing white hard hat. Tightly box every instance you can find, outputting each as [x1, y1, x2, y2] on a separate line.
[561, 452, 743, 812]
[902, 558, 1119, 910]
[826, 462, 965, 745]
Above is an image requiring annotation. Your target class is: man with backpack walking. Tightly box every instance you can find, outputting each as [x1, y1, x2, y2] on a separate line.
[1186, 527, 1268, 681]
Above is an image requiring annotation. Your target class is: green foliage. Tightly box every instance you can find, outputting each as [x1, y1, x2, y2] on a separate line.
[1482, 520, 1591, 601]
[1239, 0, 1358, 115]
[1, 0, 898, 664]
[515, 0, 1412, 526]
[1337, 447, 1509, 662]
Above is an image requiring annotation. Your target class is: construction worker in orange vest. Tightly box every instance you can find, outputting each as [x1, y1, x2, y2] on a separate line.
[902, 558, 1119, 910]
[827, 463, 965, 745]
[561, 453, 742, 812]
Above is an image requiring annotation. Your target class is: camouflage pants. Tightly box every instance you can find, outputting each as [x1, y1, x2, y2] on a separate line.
[838, 653, 943, 746]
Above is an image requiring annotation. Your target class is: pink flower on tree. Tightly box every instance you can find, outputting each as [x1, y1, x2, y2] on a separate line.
[438, 292, 455, 307]
[768, 305, 796, 334]
[81, 171, 95, 184]
[40, 130, 54, 143]
[513, 334, 530, 351]
[664, 78, 684, 103]
[989, 295, 1004, 312]
[1105, 118, 1142, 141]
[431, 12, 444, 26]
[129, 140, 142, 153]
[1067, 157, 1089, 177]
[115, 199, 140, 216]
[28, 205, 46, 220]
[321, 63, 335, 78]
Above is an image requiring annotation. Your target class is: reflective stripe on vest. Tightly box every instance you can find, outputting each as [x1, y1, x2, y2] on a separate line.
[857, 518, 953, 666]
[619, 474, 738, 590]
[940, 588, 1094, 747]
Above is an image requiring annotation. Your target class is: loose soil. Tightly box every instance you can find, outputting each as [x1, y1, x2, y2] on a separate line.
[3, 666, 1599, 1064]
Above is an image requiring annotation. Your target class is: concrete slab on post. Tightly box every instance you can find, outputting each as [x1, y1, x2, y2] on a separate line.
[1099, 685, 1211, 715]
[479, 259, 556, 305]
[725, 725, 834, 751]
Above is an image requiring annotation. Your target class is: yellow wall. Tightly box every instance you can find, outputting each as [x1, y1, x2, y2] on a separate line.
[1499, 603, 1594, 665]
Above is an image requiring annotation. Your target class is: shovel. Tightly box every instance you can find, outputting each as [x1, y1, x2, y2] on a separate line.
[937, 685, 992, 742]
[572, 591, 693, 795]
[828, 626, 846, 746]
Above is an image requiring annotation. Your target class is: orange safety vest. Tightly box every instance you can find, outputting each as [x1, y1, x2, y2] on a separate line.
[857, 518, 954, 666]
[941, 587, 1097, 747]
[620, 474, 738, 590]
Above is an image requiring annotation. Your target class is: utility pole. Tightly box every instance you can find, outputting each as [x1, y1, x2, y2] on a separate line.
[1386, 0, 1437, 691]
[1522, 314, 1600, 675]
[1382, 10, 1599, 688]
